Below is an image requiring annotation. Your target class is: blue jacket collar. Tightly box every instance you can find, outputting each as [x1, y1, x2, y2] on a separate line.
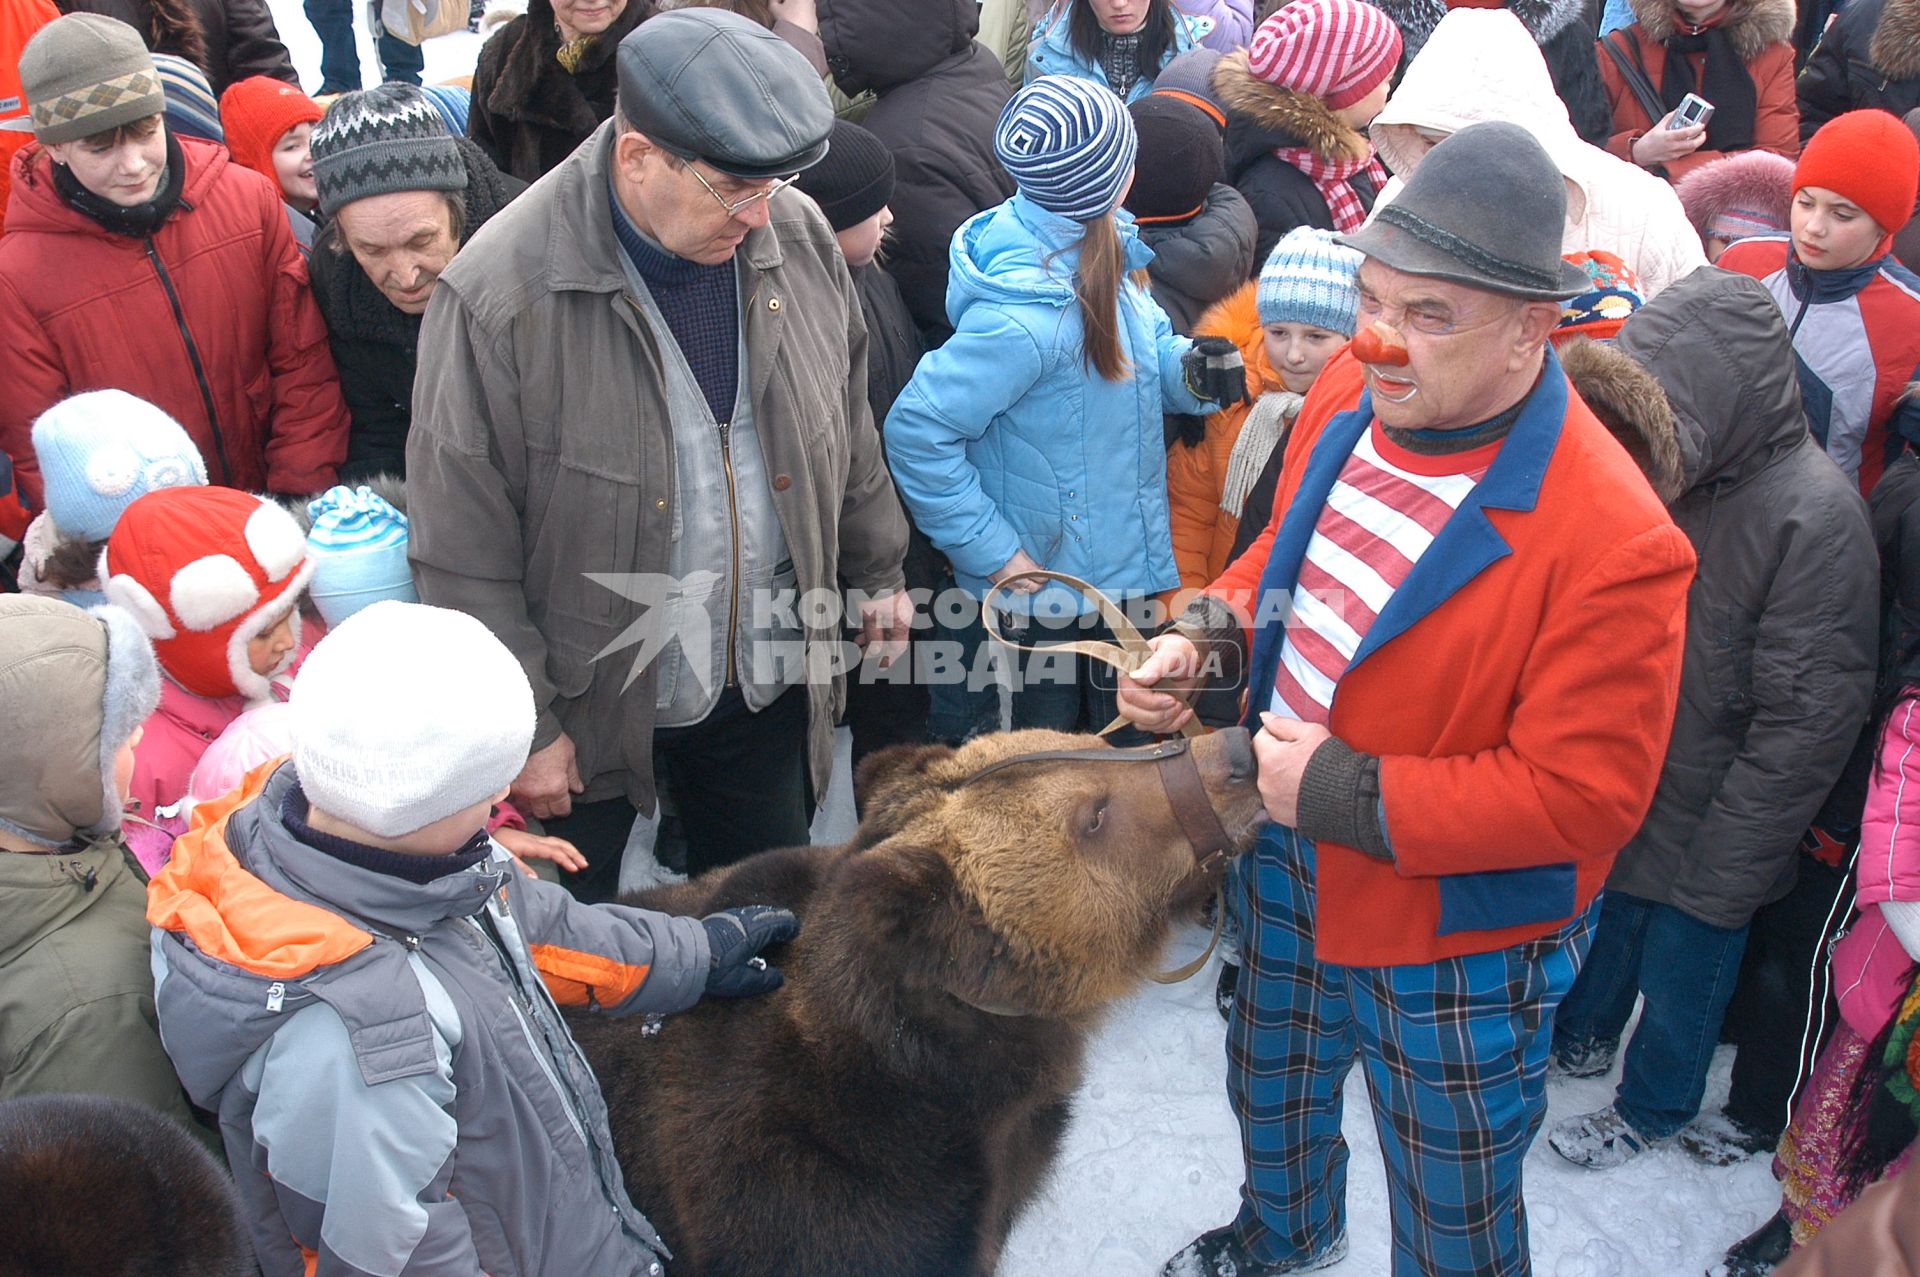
[1245, 351, 1569, 715]
[1786, 249, 1887, 304]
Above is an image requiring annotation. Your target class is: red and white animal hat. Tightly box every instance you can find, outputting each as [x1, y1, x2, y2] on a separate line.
[101, 486, 314, 701]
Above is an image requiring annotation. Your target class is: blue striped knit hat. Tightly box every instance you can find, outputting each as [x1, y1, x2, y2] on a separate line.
[305, 485, 416, 627]
[1256, 227, 1363, 336]
[993, 76, 1137, 223]
[152, 53, 222, 142]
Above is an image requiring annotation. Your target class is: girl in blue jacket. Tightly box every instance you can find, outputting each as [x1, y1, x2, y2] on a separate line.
[1024, 0, 1212, 103]
[885, 75, 1245, 735]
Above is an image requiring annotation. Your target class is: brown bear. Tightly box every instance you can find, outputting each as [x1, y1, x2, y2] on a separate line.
[569, 726, 1266, 1277]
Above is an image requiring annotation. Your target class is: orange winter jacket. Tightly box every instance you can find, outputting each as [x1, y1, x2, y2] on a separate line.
[1207, 347, 1695, 965]
[1596, 0, 1799, 183]
[1166, 282, 1289, 591]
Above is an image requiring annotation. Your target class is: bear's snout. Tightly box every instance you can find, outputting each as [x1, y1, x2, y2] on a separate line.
[1217, 726, 1254, 783]
[1192, 727, 1270, 853]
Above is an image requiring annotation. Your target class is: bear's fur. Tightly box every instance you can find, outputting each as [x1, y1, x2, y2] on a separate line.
[571, 727, 1266, 1277]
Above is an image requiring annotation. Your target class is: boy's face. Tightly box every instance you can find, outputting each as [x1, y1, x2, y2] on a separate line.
[273, 122, 317, 210]
[247, 611, 298, 677]
[834, 205, 892, 269]
[1262, 322, 1347, 395]
[46, 115, 167, 207]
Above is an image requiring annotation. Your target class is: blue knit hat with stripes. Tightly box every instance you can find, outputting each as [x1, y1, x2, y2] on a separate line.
[305, 485, 416, 628]
[993, 76, 1137, 223]
[1256, 227, 1363, 336]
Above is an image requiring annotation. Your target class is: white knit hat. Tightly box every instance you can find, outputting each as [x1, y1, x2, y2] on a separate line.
[290, 601, 533, 838]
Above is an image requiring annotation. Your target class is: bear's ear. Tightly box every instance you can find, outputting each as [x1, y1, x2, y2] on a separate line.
[852, 742, 957, 825]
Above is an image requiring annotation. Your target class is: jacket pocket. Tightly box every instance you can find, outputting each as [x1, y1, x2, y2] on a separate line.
[1435, 862, 1578, 936]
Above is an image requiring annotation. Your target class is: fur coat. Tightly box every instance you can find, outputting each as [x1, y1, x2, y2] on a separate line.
[469, 0, 651, 184]
[1798, 0, 1920, 140]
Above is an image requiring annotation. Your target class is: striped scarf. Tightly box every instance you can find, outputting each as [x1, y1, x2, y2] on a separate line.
[1269, 143, 1385, 234]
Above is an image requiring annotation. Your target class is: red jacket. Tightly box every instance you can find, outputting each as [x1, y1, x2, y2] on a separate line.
[1208, 348, 1695, 965]
[0, 136, 347, 507]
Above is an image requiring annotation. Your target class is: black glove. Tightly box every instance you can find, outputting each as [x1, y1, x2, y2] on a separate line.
[1182, 336, 1250, 407]
[1164, 412, 1207, 450]
[699, 905, 799, 998]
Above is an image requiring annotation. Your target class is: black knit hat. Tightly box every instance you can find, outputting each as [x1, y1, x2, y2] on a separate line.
[310, 84, 463, 219]
[1122, 95, 1222, 225]
[795, 119, 894, 232]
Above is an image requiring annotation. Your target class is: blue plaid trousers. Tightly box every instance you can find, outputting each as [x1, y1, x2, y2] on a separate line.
[1225, 826, 1597, 1276]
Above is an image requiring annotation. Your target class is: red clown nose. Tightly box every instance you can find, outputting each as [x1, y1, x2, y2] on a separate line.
[1352, 321, 1410, 367]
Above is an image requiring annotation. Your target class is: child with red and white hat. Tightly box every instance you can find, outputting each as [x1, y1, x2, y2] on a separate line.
[100, 485, 315, 870]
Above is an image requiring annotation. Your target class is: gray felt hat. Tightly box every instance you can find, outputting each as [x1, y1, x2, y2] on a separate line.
[18, 14, 164, 145]
[616, 8, 832, 180]
[1341, 121, 1589, 301]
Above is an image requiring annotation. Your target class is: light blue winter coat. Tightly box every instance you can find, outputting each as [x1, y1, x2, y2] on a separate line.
[1022, 5, 1210, 103]
[884, 193, 1212, 606]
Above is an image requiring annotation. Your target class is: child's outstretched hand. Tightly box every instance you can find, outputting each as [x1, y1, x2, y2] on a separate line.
[495, 826, 589, 878]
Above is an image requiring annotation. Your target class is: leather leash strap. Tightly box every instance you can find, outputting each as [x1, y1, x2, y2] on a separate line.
[980, 569, 1200, 739]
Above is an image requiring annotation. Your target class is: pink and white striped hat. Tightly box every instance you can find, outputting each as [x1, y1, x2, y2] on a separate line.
[1245, 0, 1403, 111]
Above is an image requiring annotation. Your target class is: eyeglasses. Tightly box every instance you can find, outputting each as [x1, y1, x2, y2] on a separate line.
[685, 162, 799, 217]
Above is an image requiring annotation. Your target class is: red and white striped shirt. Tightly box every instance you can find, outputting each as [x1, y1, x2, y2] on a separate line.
[1270, 423, 1500, 725]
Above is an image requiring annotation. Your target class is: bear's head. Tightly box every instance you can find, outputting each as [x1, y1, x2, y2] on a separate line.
[826, 728, 1266, 1024]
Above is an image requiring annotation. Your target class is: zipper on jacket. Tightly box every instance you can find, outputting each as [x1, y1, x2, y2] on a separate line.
[463, 913, 590, 1150]
[719, 420, 741, 688]
[144, 235, 232, 484]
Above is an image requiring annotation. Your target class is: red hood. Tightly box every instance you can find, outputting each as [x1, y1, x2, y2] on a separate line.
[4, 133, 234, 238]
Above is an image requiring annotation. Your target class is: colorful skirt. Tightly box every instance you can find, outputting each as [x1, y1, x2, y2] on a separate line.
[1776, 1022, 1917, 1246]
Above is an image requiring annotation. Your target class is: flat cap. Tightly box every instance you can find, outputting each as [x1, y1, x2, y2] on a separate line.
[616, 8, 832, 180]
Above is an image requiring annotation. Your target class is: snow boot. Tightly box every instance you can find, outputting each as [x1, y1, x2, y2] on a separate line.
[1161, 1223, 1349, 1276]
[1718, 1210, 1791, 1275]
[1548, 1038, 1617, 1078]
[1216, 961, 1238, 1022]
[1678, 1111, 1778, 1166]
[1548, 1105, 1666, 1169]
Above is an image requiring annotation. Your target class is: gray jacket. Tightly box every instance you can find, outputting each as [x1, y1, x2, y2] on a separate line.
[148, 763, 711, 1276]
[406, 121, 909, 812]
[1596, 268, 1879, 928]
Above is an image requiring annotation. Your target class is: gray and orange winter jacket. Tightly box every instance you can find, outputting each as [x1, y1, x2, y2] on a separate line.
[147, 760, 710, 1277]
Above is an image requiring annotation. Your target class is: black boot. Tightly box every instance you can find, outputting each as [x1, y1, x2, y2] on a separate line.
[1721, 1210, 1792, 1276]
[1215, 961, 1238, 1022]
[1161, 1223, 1348, 1276]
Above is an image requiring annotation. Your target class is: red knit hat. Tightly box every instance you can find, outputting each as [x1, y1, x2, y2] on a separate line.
[100, 486, 313, 701]
[1794, 109, 1920, 235]
[1245, 0, 1403, 111]
[218, 75, 323, 183]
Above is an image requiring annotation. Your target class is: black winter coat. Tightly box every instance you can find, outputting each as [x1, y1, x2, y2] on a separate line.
[311, 138, 524, 481]
[469, 0, 649, 184]
[1574, 268, 1879, 929]
[1213, 50, 1378, 268]
[819, 0, 1014, 344]
[1798, 0, 1920, 141]
[58, 0, 294, 94]
[1138, 183, 1258, 335]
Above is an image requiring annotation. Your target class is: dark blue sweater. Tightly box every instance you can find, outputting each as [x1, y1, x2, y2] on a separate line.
[609, 183, 740, 423]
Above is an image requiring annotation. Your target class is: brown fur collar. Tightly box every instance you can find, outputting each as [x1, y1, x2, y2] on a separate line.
[1626, 0, 1795, 61]
[1210, 49, 1370, 164]
[1872, 0, 1920, 80]
[482, 0, 651, 129]
[1558, 338, 1687, 502]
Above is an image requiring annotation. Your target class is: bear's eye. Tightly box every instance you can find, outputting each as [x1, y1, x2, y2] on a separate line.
[1082, 801, 1108, 837]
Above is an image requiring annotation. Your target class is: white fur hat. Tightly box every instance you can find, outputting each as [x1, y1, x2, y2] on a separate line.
[289, 601, 533, 838]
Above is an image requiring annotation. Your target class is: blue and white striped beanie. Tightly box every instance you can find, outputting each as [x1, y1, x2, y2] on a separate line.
[153, 52, 223, 143]
[305, 485, 417, 628]
[993, 76, 1138, 223]
[1256, 227, 1363, 336]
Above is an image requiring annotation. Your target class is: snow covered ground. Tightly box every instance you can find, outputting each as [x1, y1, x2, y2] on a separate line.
[259, 9, 1786, 1272]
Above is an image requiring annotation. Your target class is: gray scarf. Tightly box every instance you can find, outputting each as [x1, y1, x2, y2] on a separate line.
[1219, 390, 1303, 517]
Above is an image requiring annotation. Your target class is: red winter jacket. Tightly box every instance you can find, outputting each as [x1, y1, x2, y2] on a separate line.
[0, 135, 347, 507]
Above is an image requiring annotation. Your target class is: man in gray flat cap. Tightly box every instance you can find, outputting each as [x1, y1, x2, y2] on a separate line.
[1117, 121, 1696, 1276]
[407, 7, 911, 901]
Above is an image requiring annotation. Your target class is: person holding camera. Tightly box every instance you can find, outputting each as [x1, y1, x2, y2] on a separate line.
[1598, 0, 1800, 182]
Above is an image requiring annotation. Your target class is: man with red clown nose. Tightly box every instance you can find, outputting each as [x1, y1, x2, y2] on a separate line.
[1118, 121, 1696, 1277]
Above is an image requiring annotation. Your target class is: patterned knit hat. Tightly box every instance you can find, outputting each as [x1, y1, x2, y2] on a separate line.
[305, 484, 416, 628]
[1552, 250, 1643, 346]
[101, 486, 314, 702]
[419, 83, 469, 137]
[994, 76, 1137, 223]
[310, 83, 462, 219]
[31, 391, 207, 544]
[18, 13, 163, 145]
[1246, 0, 1402, 111]
[220, 76, 322, 185]
[1794, 109, 1920, 236]
[1257, 227, 1363, 334]
[152, 53, 222, 143]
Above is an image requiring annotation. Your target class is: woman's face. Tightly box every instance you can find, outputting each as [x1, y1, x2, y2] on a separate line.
[1792, 185, 1888, 271]
[1674, 0, 1729, 23]
[1085, 0, 1150, 35]
[552, 0, 626, 40]
[46, 115, 167, 207]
